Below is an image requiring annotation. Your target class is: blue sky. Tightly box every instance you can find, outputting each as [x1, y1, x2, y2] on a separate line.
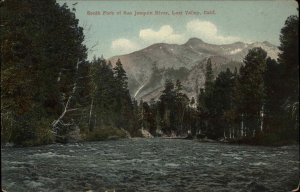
[59, 0, 298, 59]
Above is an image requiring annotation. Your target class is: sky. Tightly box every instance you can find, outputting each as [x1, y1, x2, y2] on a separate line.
[59, 0, 298, 60]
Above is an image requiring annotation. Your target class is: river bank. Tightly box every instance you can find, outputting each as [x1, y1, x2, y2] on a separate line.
[2, 135, 299, 149]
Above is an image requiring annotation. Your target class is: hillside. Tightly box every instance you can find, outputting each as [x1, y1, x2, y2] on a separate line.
[109, 38, 279, 101]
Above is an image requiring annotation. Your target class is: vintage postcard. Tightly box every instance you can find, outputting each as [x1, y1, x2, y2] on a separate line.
[1, 0, 299, 191]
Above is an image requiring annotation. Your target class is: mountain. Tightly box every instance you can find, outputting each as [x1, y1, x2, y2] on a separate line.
[109, 38, 279, 101]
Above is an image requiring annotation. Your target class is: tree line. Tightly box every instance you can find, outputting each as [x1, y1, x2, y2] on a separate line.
[1, 0, 298, 146]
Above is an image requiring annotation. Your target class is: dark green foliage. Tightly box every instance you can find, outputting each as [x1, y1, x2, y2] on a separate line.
[251, 14, 299, 144]
[278, 15, 299, 102]
[204, 58, 214, 94]
[84, 126, 128, 141]
[277, 15, 299, 142]
[89, 57, 116, 129]
[202, 59, 217, 138]
[156, 79, 191, 135]
[136, 78, 198, 138]
[263, 58, 284, 134]
[88, 57, 138, 137]
[113, 59, 134, 130]
[236, 48, 267, 137]
[210, 69, 236, 139]
[193, 15, 299, 145]
[158, 79, 175, 134]
[139, 101, 157, 135]
[1, 0, 87, 146]
[196, 59, 237, 139]
[197, 14, 298, 144]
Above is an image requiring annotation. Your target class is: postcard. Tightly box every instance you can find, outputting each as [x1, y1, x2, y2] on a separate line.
[1, 0, 299, 191]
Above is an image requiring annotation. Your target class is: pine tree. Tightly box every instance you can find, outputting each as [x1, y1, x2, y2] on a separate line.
[212, 68, 235, 139]
[159, 79, 175, 134]
[197, 88, 207, 135]
[204, 58, 214, 94]
[277, 14, 299, 141]
[174, 80, 189, 135]
[237, 48, 267, 137]
[263, 58, 283, 134]
[278, 15, 299, 102]
[112, 59, 134, 131]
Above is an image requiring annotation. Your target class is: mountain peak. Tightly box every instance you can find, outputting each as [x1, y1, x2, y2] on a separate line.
[185, 37, 205, 45]
[232, 41, 245, 45]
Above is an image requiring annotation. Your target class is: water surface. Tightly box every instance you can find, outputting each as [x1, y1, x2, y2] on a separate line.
[1, 138, 299, 192]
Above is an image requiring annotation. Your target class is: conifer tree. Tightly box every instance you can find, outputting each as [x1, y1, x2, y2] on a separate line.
[237, 48, 267, 137]
[277, 14, 299, 140]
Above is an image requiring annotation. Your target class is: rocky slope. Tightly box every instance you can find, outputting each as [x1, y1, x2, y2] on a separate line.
[109, 38, 279, 101]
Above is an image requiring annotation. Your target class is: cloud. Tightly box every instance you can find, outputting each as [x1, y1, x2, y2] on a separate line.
[186, 20, 240, 44]
[110, 20, 242, 56]
[139, 25, 185, 44]
[111, 38, 139, 54]
[139, 21, 240, 45]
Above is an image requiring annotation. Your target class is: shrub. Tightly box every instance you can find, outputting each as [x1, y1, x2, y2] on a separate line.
[84, 126, 129, 141]
[21, 118, 55, 146]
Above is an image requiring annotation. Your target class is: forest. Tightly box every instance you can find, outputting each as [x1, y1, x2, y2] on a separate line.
[1, 0, 299, 146]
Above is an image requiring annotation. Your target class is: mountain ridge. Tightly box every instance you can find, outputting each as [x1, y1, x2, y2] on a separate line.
[109, 38, 279, 101]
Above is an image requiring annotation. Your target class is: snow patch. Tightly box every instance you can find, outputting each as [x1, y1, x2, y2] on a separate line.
[229, 48, 242, 55]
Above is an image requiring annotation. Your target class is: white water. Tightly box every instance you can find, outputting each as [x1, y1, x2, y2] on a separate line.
[134, 82, 146, 98]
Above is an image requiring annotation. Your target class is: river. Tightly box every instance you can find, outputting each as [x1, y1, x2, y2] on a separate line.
[1, 138, 299, 192]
